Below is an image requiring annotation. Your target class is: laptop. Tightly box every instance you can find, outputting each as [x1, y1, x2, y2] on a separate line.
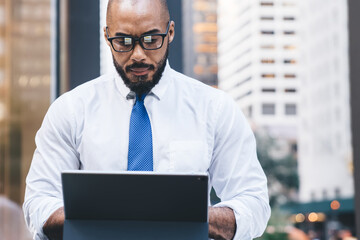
[62, 171, 209, 240]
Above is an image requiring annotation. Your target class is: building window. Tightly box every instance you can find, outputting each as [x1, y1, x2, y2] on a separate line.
[285, 88, 297, 93]
[262, 73, 276, 78]
[284, 45, 296, 50]
[261, 16, 274, 21]
[261, 59, 275, 64]
[262, 104, 276, 115]
[261, 30, 275, 35]
[285, 104, 297, 115]
[284, 59, 297, 64]
[284, 73, 296, 79]
[262, 88, 276, 92]
[283, 16, 295, 21]
[260, 2, 274, 6]
[284, 30, 295, 35]
[261, 44, 275, 49]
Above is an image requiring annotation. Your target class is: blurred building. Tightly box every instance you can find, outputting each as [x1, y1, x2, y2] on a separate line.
[0, 0, 51, 204]
[298, 0, 353, 203]
[0, 0, 52, 238]
[217, 0, 299, 139]
[183, 0, 218, 86]
[294, 0, 354, 236]
[100, 0, 114, 75]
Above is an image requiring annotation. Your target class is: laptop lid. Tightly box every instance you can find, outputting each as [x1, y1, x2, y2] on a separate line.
[61, 171, 209, 222]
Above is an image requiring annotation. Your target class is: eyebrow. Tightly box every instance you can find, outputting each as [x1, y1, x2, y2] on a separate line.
[114, 28, 161, 37]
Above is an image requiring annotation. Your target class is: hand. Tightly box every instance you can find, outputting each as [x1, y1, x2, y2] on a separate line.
[43, 207, 65, 240]
[208, 206, 236, 240]
[42, 206, 237, 240]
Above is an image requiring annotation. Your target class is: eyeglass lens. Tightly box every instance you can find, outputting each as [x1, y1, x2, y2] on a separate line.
[112, 35, 164, 52]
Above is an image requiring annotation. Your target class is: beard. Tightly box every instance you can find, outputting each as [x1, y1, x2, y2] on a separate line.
[113, 44, 169, 96]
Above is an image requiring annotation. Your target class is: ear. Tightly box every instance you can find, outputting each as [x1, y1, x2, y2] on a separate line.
[103, 26, 111, 47]
[168, 21, 175, 44]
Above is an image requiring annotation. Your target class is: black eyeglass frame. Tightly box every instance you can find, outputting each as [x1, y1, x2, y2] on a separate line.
[106, 21, 171, 52]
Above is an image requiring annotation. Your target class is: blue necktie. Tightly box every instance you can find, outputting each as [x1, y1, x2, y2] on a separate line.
[128, 94, 153, 171]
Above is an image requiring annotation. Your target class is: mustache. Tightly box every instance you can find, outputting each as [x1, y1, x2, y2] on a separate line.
[125, 63, 155, 72]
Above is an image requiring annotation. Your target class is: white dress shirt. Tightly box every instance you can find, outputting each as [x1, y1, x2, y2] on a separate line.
[23, 63, 270, 240]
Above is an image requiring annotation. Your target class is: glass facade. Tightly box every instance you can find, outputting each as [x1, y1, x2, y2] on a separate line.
[0, 0, 51, 238]
[183, 0, 218, 87]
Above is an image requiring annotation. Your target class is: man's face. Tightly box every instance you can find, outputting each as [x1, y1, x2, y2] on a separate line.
[104, 0, 175, 95]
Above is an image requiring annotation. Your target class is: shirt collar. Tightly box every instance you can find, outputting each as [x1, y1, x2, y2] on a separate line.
[149, 60, 171, 100]
[114, 60, 172, 101]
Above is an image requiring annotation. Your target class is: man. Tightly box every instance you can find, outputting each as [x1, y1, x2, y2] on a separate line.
[23, 0, 270, 239]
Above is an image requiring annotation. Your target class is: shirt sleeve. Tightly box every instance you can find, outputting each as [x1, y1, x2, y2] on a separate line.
[209, 93, 271, 240]
[23, 93, 81, 239]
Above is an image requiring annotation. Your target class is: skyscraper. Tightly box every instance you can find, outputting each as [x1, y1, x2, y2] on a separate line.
[298, 0, 353, 203]
[0, 0, 51, 238]
[0, 0, 51, 204]
[183, 0, 218, 86]
[217, 0, 299, 139]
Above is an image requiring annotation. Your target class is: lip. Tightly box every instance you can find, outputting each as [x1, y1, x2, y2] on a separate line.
[129, 67, 150, 76]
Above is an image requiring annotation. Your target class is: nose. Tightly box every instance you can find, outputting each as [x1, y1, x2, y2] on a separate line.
[130, 42, 146, 62]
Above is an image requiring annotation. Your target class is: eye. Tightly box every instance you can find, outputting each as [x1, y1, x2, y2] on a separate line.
[142, 35, 161, 45]
[114, 37, 132, 46]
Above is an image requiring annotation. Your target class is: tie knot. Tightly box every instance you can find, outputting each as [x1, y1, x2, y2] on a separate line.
[137, 94, 146, 102]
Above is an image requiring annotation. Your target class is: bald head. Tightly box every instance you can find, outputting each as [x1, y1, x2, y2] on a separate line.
[106, 0, 170, 25]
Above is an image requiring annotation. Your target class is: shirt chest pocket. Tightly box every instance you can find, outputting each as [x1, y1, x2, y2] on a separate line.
[169, 141, 210, 172]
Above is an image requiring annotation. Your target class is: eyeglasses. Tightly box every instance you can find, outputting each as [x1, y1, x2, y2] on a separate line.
[106, 21, 170, 52]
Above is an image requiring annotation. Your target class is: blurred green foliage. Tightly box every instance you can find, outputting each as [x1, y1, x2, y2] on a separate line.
[255, 130, 299, 207]
[260, 232, 288, 240]
[255, 207, 292, 240]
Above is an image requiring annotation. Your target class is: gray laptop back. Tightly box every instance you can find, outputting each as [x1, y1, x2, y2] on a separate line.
[62, 171, 209, 240]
